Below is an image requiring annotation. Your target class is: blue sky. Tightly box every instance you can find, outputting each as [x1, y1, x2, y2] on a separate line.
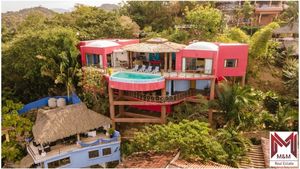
[2, 0, 123, 12]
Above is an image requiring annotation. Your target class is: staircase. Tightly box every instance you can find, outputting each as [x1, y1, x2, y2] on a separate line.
[239, 145, 266, 168]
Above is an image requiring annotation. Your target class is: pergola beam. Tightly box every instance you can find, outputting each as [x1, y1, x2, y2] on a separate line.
[122, 112, 157, 119]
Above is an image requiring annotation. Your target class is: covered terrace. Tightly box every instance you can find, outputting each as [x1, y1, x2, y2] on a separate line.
[121, 38, 186, 72]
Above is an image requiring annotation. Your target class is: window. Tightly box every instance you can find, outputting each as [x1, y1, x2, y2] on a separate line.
[224, 59, 238, 68]
[185, 58, 197, 71]
[86, 54, 103, 68]
[89, 150, 99, 159]
[47, 157, 71, 168]
[102, 148, 111, 156]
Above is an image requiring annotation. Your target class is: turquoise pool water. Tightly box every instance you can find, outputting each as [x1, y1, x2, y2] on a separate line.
[111, 72, 164, 83]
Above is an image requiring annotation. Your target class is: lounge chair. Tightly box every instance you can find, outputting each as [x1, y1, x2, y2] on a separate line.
[138, 65, 146, 72]
[131, 65, 139, 71]
[152, 66, 159, 74]
[144, 66, 153, 73]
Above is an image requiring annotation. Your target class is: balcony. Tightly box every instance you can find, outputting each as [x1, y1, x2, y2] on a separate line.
[255, 5, 283, 13]
[27, 133, 120, 164]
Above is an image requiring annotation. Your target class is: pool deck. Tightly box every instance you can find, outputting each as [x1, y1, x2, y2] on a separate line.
[83, 67, 215, 80]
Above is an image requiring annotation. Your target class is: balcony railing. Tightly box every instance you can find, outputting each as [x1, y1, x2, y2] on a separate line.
[123, 89, 200, 103]
[27, 133, 120, 162]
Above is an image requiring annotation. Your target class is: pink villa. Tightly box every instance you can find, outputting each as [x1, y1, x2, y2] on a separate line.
[79, 38, 248, 127]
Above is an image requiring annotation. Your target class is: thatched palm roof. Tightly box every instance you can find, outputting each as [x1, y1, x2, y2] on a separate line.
[274, 22, 299, 34]
[122, 38, 186, 53]
[32, 103, 111, 144]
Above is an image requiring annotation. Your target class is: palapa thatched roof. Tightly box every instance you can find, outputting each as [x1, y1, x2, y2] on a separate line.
[122, 38, 186, 53]
[32, 103, 111, 144]
[274, 22, 299, 34]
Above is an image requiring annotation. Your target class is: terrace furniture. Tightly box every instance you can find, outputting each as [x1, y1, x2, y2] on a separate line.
[87, 131, 97, 137]
[138, 65, 146, 72]
[44, 145, 51, 153]
[119, 61, 128, 68]
[131, 65, 139, 71]
[152, 66, 160, 74]
[38, 147, 43, 155]
[144, 66, 153, 73]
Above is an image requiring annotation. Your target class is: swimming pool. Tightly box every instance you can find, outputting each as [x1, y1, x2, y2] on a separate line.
[109, 72, 165, 91]
[110, 72, 164, 83]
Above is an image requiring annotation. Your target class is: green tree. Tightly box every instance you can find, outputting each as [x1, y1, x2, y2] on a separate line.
[2, 27, 79, 102]
[242, 0, 253, 22]
[2, 100, 33, 139]
[1, 100, 33, 163]
[279, 1, 298, 27]
[186, 5, 223, 40]
[249, 22, 280, 58]
[282, 58, 298, 96]
[120, 1, 192, 32]
[49, 5, 138, 40]
[225, 27, 250, 43]
[2, 141, 25, 162]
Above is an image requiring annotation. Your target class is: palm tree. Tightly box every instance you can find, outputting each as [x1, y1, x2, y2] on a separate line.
[39, 50, 80, 98]
[213, 83, 257, 126]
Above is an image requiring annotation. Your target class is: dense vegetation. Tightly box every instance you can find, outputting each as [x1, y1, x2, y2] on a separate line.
[1, 1, 298, 166]
[124, 120, 250, 167]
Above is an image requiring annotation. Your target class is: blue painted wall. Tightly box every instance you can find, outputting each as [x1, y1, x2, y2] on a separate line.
[174, 80, 190, 92]
[166, 80, 172, 96]
[18, 93, 81, 115]
[42, 142, 120, 168]
[196, 80, 210, 90]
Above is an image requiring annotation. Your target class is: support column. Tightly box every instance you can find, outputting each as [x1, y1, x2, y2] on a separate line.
[241, 75, 246, 87]
[108, 85, 115, 128]
[208, 78, 216, 125]
[131, 52, 134, 68]
[77, 133, 80, 141]
[258, 14, 262, 25]
[161, 88, 167, 124]
[119, 90, 124, 116]
[169, 53, 172, 72]
[209, 78, 216, 100]
[128, 51, 131, 69]
[164, 53, 167, 72]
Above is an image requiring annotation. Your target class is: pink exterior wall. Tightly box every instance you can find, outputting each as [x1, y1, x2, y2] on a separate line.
[79, 39, 139, 68]
[175, 50, 218, 74]
[216, 44, 248, 77]
[176, 44, 248, 78]
[131, 105, 171, 113]
[109, 80, 165, 91]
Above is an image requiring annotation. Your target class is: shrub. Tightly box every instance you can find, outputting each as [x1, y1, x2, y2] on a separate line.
[282, 58, 298, 96]
[168, 95, 208, 123]
[2, 141, 26, 162]
[216, 128, 251, 167]
[129, 120, 228, 163]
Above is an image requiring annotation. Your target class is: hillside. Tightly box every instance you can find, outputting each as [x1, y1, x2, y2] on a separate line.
[99, 4, 119, 11]
[2, 7, 56, 29]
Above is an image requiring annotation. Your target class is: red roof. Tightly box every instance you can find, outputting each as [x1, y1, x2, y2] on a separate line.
[117, 151, 233, 168]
